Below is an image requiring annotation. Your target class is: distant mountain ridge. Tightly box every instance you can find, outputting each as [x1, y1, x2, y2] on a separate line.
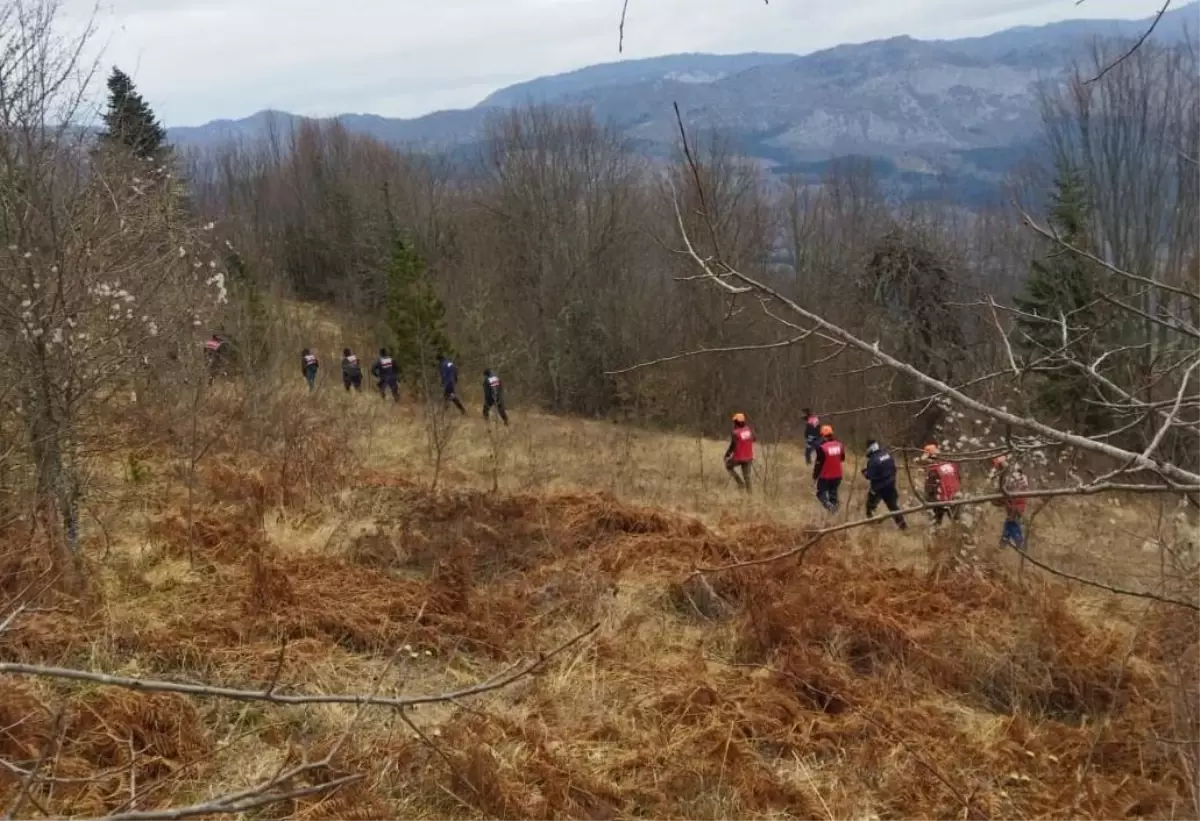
[168, 2, 1198, 202]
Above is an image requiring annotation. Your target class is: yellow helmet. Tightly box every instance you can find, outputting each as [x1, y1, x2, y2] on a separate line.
[819, 424, 834, 437]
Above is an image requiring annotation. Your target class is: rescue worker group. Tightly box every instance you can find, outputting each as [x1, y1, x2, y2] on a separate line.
[725, 409, 1031, 549]
[203, 336, 509, 425]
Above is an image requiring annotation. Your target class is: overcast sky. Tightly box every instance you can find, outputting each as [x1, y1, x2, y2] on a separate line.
[65, 0, 1169, 127]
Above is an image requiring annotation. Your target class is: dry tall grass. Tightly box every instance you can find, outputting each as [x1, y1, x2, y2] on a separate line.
[1, 378, 1196, 819]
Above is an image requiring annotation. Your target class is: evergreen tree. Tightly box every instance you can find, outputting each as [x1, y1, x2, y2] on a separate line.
[100, 67, 168, 160]
[1014, 163, 1110, 431]
[384, 233, 453, 390]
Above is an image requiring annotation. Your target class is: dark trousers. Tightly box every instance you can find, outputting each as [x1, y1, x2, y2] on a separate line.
[444, 387, 466, 414]
[866, 483, 907, 529]
[343, 373, 362, 392]
[378, 379, 399, 402]
[931, 504, 959, 525]
[303, 368, 317, 391]
[725, 459, 752, 493]
[484, 399, 508, 425]
[816, 477, 841, 512]
[804, 437, 818, 466]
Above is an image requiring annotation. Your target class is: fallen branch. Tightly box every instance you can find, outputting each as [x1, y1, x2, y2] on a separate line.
[0, 623, 600, 708]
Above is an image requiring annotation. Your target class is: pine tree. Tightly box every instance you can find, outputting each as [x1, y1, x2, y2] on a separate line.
[384, 234, 453, 390]
[1014, 162, 1109, 431]
[100, 67, 168, 160]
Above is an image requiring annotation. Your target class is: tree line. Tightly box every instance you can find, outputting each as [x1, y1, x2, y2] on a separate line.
[178, 38, 1197, 457]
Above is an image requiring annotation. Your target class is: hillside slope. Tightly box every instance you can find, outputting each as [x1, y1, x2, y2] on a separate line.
[1, 377, 1195, 819]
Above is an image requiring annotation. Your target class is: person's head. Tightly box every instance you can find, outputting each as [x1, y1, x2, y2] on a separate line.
[379, 347, 388, 357]
[866, 439, 879, 454]
[436, 352, 445, 362]
[302, 347, 310, 355]
[820, 424, 834, 439]
[212, 333, 220, 341]
[803, 408, 812, 417]
[483, 368, 492, 377]
[731, 412, 746, 427]
[922, 443, 939, 461]
[343, 347, 351, 357]
[992, 454, 1008, 470]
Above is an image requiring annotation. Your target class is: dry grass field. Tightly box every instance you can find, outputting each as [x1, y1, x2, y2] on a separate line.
[1, 375, 1196, 819]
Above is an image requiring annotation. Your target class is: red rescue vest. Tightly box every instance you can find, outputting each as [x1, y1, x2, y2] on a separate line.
[818, 440, 844, 479]
[345, 355, 358, 366]
[204, 339, 221, 351]
[303, 354, 317, 367]
[928, 461, 961, 500]
[487, 375, 501, 389]
[731, 426, 754, 462]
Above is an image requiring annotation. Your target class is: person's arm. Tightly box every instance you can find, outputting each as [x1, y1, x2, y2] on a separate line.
[812, 446, 825, 481]
[724, 434, 735, 460]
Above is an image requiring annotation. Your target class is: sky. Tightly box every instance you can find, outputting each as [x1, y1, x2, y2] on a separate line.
[62, 0, 1173, 127]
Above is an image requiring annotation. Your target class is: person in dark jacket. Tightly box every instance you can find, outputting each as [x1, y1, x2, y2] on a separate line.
[301, 348, 319, 392]
[862, 439, 907, 530]
[341, 348, 363, 392]
[436, 353, 466, 414]
[482, 368, 508, 425]
[803, 408, 821, 465]
[371, 348, 400, 402]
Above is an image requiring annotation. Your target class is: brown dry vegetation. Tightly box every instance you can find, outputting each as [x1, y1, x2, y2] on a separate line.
[1, 381, 1196, 820]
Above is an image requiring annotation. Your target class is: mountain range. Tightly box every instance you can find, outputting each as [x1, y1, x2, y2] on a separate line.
[168, 2, 1198, 202]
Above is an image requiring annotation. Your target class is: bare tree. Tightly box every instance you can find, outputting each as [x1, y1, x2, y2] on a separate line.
[0, 0, 226, 574]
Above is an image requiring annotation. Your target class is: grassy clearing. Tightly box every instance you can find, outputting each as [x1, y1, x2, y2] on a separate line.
[1, 380, 1196, 819]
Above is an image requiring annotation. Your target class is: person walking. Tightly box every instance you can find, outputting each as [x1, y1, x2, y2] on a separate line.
[300, 348, 319, 392]
[863, 439, 906, 529]
[203, 334, 226, 385]
[803, 408, 821, 466]
[341, 348, 363, 392]
[723, 412, 756, 493]
[372, 348, 400, 402]
[922, 443, 962, 525]
[812, 424, 845, 513]
[991, 454, 1029, 549]
[482, 368, 509, 425]
[437, 353, 466, 414]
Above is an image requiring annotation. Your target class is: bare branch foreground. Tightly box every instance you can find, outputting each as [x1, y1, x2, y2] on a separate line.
[599, 102, 1200, 615]
[692, 490, 1198, 610]
[0, 623, 599, 709]
[0, 623, 599, 820]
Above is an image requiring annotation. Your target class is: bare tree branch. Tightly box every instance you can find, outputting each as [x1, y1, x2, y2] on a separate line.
[0, 622, 600, 709]
[1084, 0, 1172, 85]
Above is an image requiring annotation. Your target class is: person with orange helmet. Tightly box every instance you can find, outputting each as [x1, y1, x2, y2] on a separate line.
[990, 454, 1029, 549]
[724, 412, 756, 493]
[921, 442, 962, 526]
[812, 424, 844, 513]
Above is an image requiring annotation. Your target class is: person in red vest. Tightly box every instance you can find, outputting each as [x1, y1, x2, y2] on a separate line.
[922, 443, 962, 525]
[812, 424, 844, 513]
[803, 408, 821, 465]
[724, 412, 756, 493]
[203, 334, 226, 385]
[990, 454, 1029, 549]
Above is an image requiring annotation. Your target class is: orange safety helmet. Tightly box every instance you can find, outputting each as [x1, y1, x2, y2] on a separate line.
[992, 454, 1008, 469]
[923, 443, 939, 456]
[819, 424, 834, 437]
[731, 412, 746, 424]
